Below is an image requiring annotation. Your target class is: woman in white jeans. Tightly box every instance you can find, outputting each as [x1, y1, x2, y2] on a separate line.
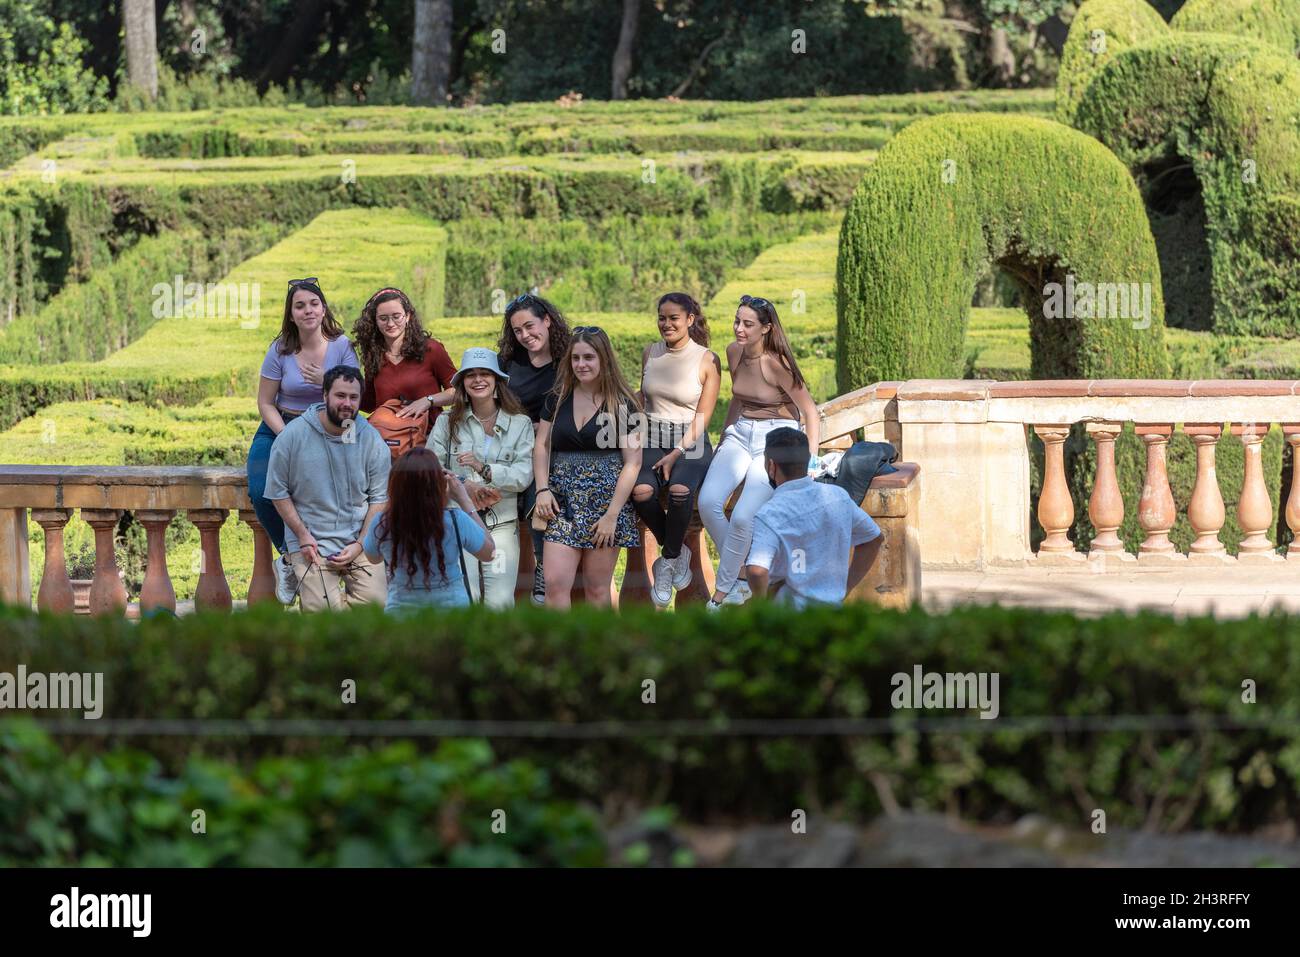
[428, 348, 535, 607]
[698, 295, 821, 609]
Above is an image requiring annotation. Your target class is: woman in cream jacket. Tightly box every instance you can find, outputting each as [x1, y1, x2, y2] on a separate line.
[428, 348, 535, 607]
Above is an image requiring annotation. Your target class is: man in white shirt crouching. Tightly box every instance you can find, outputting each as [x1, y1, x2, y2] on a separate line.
[744, 427, 883, 608]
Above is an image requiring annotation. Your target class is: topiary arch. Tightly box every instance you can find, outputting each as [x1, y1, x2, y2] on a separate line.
[1072, 34, 1300, 335]
[835, 113, 1168, 393]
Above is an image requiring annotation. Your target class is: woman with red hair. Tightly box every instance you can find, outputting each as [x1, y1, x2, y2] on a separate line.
[363, 447, 496, 610]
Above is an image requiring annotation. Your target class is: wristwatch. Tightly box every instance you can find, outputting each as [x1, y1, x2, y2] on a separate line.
[481, 463, 493, 484]
[424, 394, 436, 404]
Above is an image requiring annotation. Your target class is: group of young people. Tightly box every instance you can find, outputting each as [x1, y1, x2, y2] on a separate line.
[246, 278, 883, 614]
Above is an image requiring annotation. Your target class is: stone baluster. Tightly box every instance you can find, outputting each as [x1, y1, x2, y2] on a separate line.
[1285, 427, 1300, 558]
[1034, 425, 1077, 559]
[1184, 424, 1228, 562]
[1233, 423, 1279, 562]
[239, 509, 278, 606]
[1086, 422, 1128, 559]
[136, 510, 178, 612]
[621, 520, 656, 606]
[188, 509, 232, 612]
[81, 508, 128, 615]
[32, 508, 75, 613]
[1135, 425, 1179, 563]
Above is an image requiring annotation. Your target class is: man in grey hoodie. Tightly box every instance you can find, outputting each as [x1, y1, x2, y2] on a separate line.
[265, 365, 391, 610]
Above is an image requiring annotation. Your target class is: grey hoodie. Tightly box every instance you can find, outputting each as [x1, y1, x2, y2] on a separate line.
[263, 402, 390, 555]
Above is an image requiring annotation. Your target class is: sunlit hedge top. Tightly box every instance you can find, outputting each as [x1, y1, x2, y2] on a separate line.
[1172, 0, 1300, 55]
[1055, 0, 1169, 125]
[835, 113, 1167, 392]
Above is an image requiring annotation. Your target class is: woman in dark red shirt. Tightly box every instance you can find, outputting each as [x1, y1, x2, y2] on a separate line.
[354, 286, 457, 429]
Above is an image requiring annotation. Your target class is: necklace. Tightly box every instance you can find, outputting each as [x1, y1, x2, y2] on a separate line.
[473, 407, 498, 430]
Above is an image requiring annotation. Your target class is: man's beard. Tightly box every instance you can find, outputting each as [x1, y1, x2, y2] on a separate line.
[326, 404, 353, 428]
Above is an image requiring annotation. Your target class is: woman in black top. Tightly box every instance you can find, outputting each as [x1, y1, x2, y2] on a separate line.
[496, 294, 572, 604]
[533, 327, 642, 609]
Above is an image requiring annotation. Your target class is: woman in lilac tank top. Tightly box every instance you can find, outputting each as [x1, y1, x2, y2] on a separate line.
[246, 278, 360, 602]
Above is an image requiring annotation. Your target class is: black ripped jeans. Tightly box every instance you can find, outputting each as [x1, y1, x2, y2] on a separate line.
[631, 435, 713, 560]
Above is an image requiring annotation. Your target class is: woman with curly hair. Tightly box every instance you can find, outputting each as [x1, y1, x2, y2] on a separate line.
[354, 286, 457, 432]
[496, 293, 572, 604]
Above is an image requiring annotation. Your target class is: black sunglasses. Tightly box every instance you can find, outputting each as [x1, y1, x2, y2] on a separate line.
[739, 295, 771, 309]
[288, 277, 320, 289]
[572, 326, 604, 336]
[507, 293, 540, 311]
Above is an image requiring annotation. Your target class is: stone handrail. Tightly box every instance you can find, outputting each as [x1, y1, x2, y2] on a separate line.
[0, 392, 924, 613]
[893, 379, 1300, 568]
[0, 465, 275, 613]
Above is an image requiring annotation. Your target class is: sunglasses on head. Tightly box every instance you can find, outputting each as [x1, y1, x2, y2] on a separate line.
[739, 295, 771, 310]
[572, 326, 604, 336]
[288, 277, 320, 289]
[507, 293, 540, 311]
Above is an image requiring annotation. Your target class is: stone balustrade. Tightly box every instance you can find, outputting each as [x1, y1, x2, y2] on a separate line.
[0, 466, 276, 614]
[0, 384, 923, 613]
[891, 379, 1300, 568]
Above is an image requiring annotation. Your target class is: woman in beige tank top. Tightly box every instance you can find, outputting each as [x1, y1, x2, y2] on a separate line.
[698, 295, 821, 608]
[632, 292, 722, 607]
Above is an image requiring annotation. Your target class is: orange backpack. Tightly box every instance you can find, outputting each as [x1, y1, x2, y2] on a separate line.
[367, 398, 430, 459]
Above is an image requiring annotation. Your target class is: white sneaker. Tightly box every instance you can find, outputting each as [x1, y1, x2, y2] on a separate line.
[275, 554, 299, 605]
[651, 555, 674, 607]
[705, 599, 722, 612]
[722, 580, 752, 605]
[670, 546, 693, 591]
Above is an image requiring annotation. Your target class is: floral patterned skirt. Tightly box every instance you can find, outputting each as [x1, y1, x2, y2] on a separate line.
[544, 450, 640, 550]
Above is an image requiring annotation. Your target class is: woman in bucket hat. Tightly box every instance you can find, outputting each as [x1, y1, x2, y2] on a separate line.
[427, 347, 535, 608]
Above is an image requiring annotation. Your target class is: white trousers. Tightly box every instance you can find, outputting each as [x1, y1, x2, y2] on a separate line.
[464, 517, 520, 609]
[697, 417, 799, 596]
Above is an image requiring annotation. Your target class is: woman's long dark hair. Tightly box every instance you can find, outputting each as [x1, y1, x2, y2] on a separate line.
[739, 296, 805, 391]
[376, 447, 450, 587]
[352, 287, 433, 380]
[658, 292, 710, 347]
[445, 373, 526, 448]
[276, 280, 346, 355]
[497, 294, 571, 367]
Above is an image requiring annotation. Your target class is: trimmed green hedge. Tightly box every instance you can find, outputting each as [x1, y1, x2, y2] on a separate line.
[1172, 0, 1300, 54]
[1071, 34, 1300, 337]
[1055, 0, 1171, 125]
[835, 113, 1168, 391]
[0, 727, 603, 867]
[444, 210, 836, 316]
[2, 601, 1298, 832]
[0, 207, 446, 431]
[0, 224, 285, 364]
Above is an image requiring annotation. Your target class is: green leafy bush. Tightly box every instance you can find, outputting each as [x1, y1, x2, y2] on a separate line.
[1, 601, 1297, 833]
[0, 8, 109, 116]
[0, 726, 603, 866]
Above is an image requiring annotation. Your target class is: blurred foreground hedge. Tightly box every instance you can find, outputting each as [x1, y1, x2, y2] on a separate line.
[2, 602, 1299, 842]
